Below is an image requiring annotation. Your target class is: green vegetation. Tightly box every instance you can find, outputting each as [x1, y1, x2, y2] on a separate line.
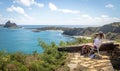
[65, 38, 92, 46]
[0, 39, 71, 71]
[38, 39, 69, 71]
[106, 32, 120, 40]
[0, 38, 93, 71]
[1, 37, 119, 71]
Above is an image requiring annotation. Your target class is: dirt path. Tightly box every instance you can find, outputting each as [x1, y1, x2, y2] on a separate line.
[67, 52, 114, 71]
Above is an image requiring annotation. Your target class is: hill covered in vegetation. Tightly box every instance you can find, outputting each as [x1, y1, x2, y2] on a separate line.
[63, 22, 120, 40]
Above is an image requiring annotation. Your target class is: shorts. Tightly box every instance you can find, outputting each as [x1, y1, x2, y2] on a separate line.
[94, 46, 97, 50]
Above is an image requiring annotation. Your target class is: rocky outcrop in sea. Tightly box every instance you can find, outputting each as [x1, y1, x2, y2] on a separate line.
[4, 21, 19, 28]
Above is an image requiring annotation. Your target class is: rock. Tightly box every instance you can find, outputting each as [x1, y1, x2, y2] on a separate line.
[4, 21, 19, 28]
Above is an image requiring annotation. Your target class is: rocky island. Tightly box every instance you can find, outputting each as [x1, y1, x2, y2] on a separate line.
[4, 21, 20, 28]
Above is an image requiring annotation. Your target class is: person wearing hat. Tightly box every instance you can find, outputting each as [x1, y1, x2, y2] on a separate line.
[90, 31, 104, 55]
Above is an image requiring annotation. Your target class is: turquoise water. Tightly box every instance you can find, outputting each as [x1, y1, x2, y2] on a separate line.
[0, 26, 73, 54]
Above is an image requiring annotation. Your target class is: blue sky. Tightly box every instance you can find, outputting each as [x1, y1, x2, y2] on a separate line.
[0, 0, 120, 25]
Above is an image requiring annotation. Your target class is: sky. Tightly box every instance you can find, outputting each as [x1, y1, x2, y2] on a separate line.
[0, 0, 120, 26]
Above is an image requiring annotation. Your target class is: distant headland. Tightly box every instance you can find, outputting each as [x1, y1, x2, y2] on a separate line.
[26, 22, 120, 40]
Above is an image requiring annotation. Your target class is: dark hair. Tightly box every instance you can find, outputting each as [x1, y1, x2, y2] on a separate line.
[99, 33, 104, 39]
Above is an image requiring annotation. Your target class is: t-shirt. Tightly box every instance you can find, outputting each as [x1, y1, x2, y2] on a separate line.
[93, 38, 102, 48]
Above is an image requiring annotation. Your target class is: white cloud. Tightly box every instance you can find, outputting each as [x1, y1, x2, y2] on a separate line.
[1, 13, 120, 25]
[6, 5, 33, 20]
[7, 5, 25, 14]
[13, 0, 33, 6]
[101, 15, 109, 18]
[59, 9, 80, 14]
[81, 14, 92, 19]
[49, 2, 80, 14]
[49, 2, 58, 11]
[28, 14, 120, 25]
[105, 4, 114, 8]
[73, 14, 120, 26]
[14, 0, 44, 8]
[34, 2, 44, 8]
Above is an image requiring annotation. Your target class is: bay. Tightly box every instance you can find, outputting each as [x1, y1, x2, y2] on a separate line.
[0, 26, 73, 54]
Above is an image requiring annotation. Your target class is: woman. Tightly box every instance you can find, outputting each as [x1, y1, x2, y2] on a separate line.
[92, 31, 104, 55]
[81, 31, 104, 56]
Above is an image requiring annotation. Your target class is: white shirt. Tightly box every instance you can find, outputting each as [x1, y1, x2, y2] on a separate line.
[94, 38, 102, 48]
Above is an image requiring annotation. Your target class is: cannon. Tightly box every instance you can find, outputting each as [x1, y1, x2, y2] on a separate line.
[58, 42, 119, 53]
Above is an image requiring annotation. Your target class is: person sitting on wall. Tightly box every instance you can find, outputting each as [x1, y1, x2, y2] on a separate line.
[90, 31, 104, 55]
[81, 31, 104, 56]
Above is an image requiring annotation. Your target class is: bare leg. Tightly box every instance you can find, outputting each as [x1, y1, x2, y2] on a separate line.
[97, 48, 100, 55]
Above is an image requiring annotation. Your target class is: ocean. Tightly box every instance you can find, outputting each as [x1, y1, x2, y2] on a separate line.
[0, 25, 74, 54]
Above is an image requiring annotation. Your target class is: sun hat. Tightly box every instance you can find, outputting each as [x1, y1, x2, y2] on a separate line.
[98, 31, 103, 34]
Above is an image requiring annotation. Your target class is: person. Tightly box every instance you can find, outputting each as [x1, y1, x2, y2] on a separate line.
[81, 31, 104, 56]
[92, 31, 104, 55]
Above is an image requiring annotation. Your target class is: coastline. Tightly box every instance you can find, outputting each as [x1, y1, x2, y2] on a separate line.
[1, 22, 120, 41]
[72, 36, 92, 39]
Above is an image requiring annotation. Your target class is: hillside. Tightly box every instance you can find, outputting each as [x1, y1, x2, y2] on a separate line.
[99, 22, 120, 33]
[99, 22, 120, 40]
[63, 27, 98, 36]
[63, 22, 120, 40]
